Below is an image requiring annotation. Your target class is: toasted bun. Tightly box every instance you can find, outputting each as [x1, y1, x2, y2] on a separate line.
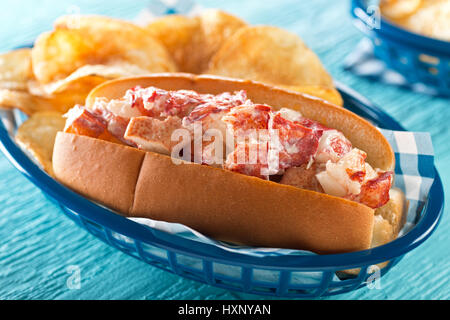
[341, 188, 407, 276]
[54, 74, 397, 254]
[52, 132, 145, 214]
[371, 188, 407, 248]
[54, 132, 375, 254]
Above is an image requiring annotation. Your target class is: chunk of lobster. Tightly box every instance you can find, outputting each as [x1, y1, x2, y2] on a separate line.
[314, 147, 393, 209]
[269, 112, 319, 172]
[124, 116, 183, 155]
[224, 142, 269, 180]
[90, 107, 131, 144]
[350, 171, 393, 209]
[127, 87, 248, 120]
[183, 90, 248, 125]
[295, 117, 330, 139]
[222, 104, 272, 178]
[315, 148, 371, 198]
[280, 163, 324, 193]
[276, 110, 352, 163]
[63, 106, 123, 144]
[125, 86, 202, 118]
[180, 90, 249, 164]
[183, 102, 233, 151]
[222, 103, 272, 133]
[314, 129, 352, 163]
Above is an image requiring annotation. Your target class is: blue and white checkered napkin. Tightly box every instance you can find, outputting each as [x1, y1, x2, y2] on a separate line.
[129, 0, 436, 258]
[343, 38, 441, 96]
[379, 129, 435, 235]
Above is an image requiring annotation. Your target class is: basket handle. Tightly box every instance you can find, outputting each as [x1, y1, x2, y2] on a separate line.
[351, 0, 381, 36]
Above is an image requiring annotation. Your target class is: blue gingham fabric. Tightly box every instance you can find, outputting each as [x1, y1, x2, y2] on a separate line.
[343, 38, 441, 96]
[379, 129, 435, 235]
[130, 0, 436, 258]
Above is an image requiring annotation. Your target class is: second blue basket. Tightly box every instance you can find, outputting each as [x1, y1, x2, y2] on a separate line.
[351, 0, 450, 96]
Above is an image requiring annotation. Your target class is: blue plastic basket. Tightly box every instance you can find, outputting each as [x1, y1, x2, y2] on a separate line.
[0, 81, 444, 298]
[351, 0, 450, 96]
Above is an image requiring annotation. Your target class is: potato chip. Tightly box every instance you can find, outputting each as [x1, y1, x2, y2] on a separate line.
[197, 9, 246, 72]
[379, 0, 422, 19]
[0, 89, 56, 114]
[0, 48, 33, 90]
[14, 111, 65, 175]
[31, 63, 149, 95]
[28, 75, 105, 99]
[381, 0, 450, 41]
[32, 15, 176, 84]
[146, 10, 245, 73]
[279, 84, 343, 106]
[207, 26, 334, 88]
[0, 88, 88, 115]
[146, 15, 203, 73]
[31, 29, 93, 85]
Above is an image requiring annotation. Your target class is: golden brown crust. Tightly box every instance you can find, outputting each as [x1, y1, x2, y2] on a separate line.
[53, 132, 145, 214]
[341, 188, 407, 275]
[51, 74, 399, 253]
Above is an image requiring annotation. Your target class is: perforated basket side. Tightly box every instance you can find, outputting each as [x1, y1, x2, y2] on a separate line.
[63, 205, 404, 298]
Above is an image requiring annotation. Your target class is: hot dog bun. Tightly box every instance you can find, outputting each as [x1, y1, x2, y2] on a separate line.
[54, 131, 375, 254]
[54, 74, 400, 254]
[340, 189, 407, 276]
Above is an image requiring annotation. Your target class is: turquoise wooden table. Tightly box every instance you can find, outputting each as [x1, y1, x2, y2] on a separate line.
[0, 0, 448, 300]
